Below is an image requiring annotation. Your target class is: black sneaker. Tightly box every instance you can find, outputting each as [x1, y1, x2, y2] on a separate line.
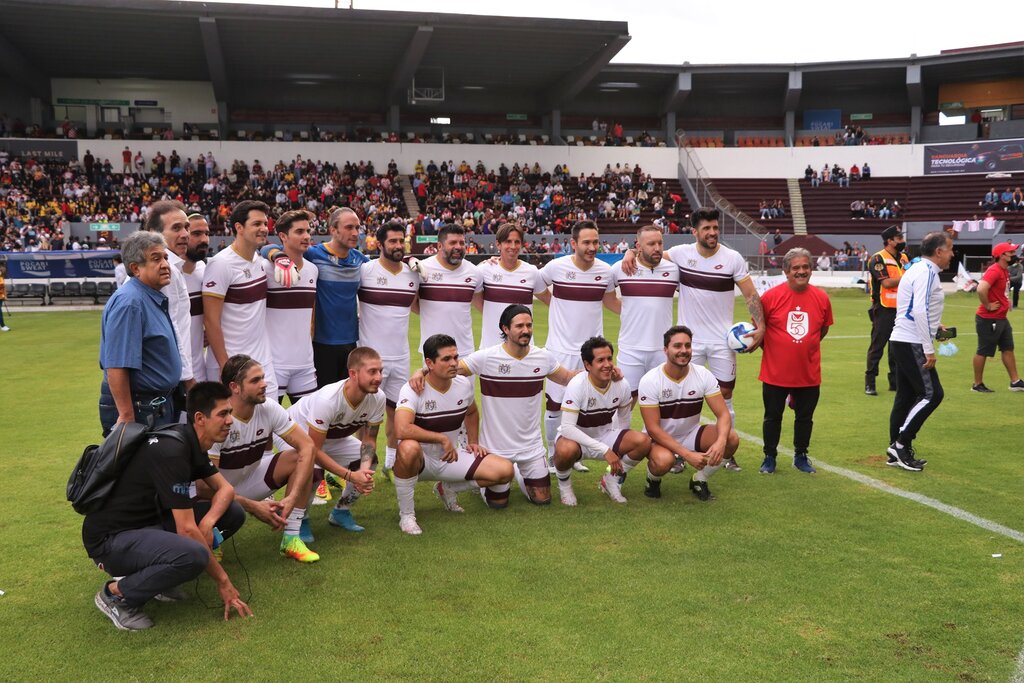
[885, 442, 922, 472]
[972, 383, 995, 393]
[905, 445, 927, 468]
[644, 477, 662, 499]
[865, 383, 878, 396]
[689, 477, 714, 502]
[1010, 380, 1024, 392]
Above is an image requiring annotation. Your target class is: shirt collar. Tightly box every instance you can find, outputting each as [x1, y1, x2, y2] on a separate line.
[126, 274, 169, 306]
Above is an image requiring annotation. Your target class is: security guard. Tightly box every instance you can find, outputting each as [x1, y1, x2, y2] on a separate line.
[865, 225, 909, 395]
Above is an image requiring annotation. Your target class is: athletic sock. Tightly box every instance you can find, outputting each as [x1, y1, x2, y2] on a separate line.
[394, 476, 417, 518]
[555, 468, 572, 481]
[694, 464, 722, 482]
[384, 447, 396, 470]
[337, 480, 361, 508]
[284, 506, 304, 535]
[724, 397, 735, 423]
[544, 412, 560, 461]
[621, 455, 641, 474]
[646, 464, 662, 483]
[447, 480, 477, 494]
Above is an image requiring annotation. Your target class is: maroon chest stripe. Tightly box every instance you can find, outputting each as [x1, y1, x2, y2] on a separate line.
[415, 408, 468, 434]
[479, 375, 544, 398]
[189, 293, 204, 317]
[326, 422, 366, 439]
[267, 288, 316, 309]
[679, 269, 734, 293]
[482, 284, 534, 305]
[576, 407, 617, 428]
[551, 283, 606, 301]
[217, 436, 272, 469]
[224, 277, 268, 304]
[618, 281, 679, 298]
[419, 284, 476, 303]
[659, 398, 703, 420]
[359, 287, 417, 307]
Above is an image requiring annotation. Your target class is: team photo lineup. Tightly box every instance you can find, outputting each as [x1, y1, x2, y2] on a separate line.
[79, 189, 976, 632]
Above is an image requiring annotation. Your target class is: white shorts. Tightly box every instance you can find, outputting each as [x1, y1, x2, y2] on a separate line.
[275, 365, 318, 399]
[418, 448, 486, 483]
[545, 350, 584, 410]
[208, 355, 279, 397]
[275, 432, 361, 468]
[691, 343, 736, 386]
[380, 358, 410, 407]
[617, 347, 663, 392]
[558, 426, 628, 460]
[490, 443, 550, 484]
[219, 453, 284, 501]
[658, 423, 709, 455]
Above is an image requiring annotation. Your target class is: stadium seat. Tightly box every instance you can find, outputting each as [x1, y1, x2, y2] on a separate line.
[29, 284, 48, 304]
[96, 281, 115, 303]
[81, 281, 99, 303]
[13, 283, 30, 300]
[49, 282, 66, 300]
[65, 282, 82, 298]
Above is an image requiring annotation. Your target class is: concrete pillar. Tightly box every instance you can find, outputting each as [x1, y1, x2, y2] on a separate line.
[388, 105, 400, 135]
[785, 111, 795, 147]
[910, 105, 921, 144]
[551, 109, 562, 144]
[664, 111, 677, 147]
[85, 105, 98, 138]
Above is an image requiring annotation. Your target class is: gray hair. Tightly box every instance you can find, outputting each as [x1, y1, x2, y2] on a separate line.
[121, 231, 167, 276]
[782, 247, 812, 272]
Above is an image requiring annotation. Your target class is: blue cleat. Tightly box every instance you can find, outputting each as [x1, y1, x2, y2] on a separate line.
[328, 508, 365, 532]
[793, 453, 816, 474]
[759, 456, 776, 474]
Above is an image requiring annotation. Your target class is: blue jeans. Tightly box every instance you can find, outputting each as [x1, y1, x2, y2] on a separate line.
[99, 382, 176, 436]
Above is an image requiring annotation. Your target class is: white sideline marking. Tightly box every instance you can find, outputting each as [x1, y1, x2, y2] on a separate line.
[824, 332, 977, 340]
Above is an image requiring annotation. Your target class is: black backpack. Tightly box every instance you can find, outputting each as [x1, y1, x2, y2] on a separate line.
[67, 422, 185, 515]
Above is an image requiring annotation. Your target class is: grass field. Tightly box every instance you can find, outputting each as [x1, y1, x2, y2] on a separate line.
[2, 288, 1023, 682]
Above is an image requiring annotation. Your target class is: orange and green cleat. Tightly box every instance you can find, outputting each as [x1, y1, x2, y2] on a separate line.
[280, 534, 320, 563]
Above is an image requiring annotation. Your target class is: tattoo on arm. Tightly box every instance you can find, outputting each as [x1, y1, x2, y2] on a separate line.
[360, 442, 375, 468]
[746, 293, 764, 326]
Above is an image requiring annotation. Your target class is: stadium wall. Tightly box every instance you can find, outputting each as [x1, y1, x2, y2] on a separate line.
[51, 79, 218, 133]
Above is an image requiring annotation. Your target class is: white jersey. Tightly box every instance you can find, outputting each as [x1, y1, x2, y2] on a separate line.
[610, 258, 678, 351]
[395, 375, 473, 460]
[637, 363, 721, 440]
[462, 344, 558, 456]
[209, 400, 297, 470]
[477, 259, 547, 349]
[416, 256, 482, 356]
[559, 373, 632, 458]
[165, 251, 193, 382]
[289, 378, 385, 442]
[181, 260, 206, 382]
[263, 257, 318, 370]
[665, 243, 750, 347]
[358, 259, 420, 360]
[202, 246, 273, 367]
[540, 256, 612, 355]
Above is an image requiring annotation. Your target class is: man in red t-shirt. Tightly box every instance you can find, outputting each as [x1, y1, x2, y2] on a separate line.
[757, 247, 834, 474]
[972, 242, 1023, 393]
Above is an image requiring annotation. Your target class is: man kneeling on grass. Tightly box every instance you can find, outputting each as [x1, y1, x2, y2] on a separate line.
[83, 382, 252, 630]
[392, 334, 514, 535]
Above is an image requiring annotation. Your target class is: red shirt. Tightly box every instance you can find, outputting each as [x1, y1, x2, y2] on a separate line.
[758, 283, 834, 388]
[977, 263, 1009, 319]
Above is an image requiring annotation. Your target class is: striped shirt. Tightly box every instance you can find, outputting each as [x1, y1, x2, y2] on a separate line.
[263, 257, 318, 370]
[638, 363, 721, 440]
[417, 256, 482, 356]
[610, 258, 678, 351]
[358, 259, 420, 360]
[477, 259, 546, 349]
[665, 243, 750, 348]
[395, 375, 473, 460]
[540, 255, 613, 355]
[202, 246, 273, 369]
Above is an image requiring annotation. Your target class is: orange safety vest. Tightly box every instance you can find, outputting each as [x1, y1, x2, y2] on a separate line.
[873, 248, 909, 308]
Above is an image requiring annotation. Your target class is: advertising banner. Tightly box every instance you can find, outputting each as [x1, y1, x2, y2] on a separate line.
[0, 139, 78, 162]
[923, 139, 1024, 175]
[1, 251, 119, 279]
[802, 109, 842, 131]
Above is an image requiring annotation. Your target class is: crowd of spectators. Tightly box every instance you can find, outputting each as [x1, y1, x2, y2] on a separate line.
[0, 147, 408, 252]
[758, 199, 787, 220]
[849, 198, 902, 220]
[981, 187, 1024, 212]
[805, 162, 872, 187]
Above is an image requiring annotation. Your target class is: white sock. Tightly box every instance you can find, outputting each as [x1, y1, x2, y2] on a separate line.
[337, 480, 361, 509]
[555, 468, 572, 482]
[725, 397, 735, 423]
[394, 475, 417, 518]
[646, 463, 662, 482]
[544, 412, 560, 461]
[694, 464, 722, 482]
[385, 447, 396, 470]
[621, 455, 641, 473]
[447, 480, 477, 493]
[284, 506, 304, 536]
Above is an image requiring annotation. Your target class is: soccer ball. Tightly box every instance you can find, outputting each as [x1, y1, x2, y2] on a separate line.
[726, 321, 756, 353]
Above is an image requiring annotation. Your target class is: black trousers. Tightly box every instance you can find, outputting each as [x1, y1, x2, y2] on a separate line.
[313, 342, 357, 389]
[1011, 281, 1021, 308]
[762, 383, 820, 457]
[90, 501, 245, 608]
[889, 341, 944, 446]
[866, 305, 897, 387]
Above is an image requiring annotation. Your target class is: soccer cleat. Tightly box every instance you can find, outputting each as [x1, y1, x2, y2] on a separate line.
[886, 442, 923, 472]
[1010, 380, 1024, 392]
[433, 482, 465, 513]
[399, 515, 423, 535]
[311, 479, 330, 505]
[153, 586, 190, 603]
[95, 585, 154, 631]
[380, 466, 395, 484]
[793, 453, 817, 474]
[723, 457, 742, 472]
[299, 517, 315, 544]
[971, 383, 995, 393]
[324, 471, 345, 490]
[328, 508, 365, 532]
[557, 478, 577, 506]
[573, 461, 589, 473]
[669, 456, 687, 474]
[643, 477, 662, 499]
[689, 477, 714, 502]
[599, 473, 627, 503]
[759, 456, 777, 474]
[211, 546, 223, 562]
[865, 384, 878, 396]
[280, 534, 320, 563]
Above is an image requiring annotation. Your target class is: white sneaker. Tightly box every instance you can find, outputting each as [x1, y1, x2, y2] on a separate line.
[557, 478, 577, 506]
[599, 473, 627, 503]
[433, 481, 464, 513]
[0, 326, 9, 332]
[573, 461, 589, 472]
[399, 515, 422, 535]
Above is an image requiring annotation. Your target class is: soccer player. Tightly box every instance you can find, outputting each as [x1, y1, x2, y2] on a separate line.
[206, 355, 319, 562]
[757, 248, 834, 474]
[358, 221, 420, 473]
[623, 208, 763, 471]
[392, 334, 514, 534]
[286, 347, 382, 532]
[637, 325, 740, 501]
[539, 220, 618, 471]
[607, 225, 677, 399]
[182, 213, 210, 382]
[456, 305, 577, 507]
[416, 224, 482, 356]
[203, 200, 278, 397]
[263, 210, 319, 402]
[553, 337, 651, 506]
[473, 222, 549, 349]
